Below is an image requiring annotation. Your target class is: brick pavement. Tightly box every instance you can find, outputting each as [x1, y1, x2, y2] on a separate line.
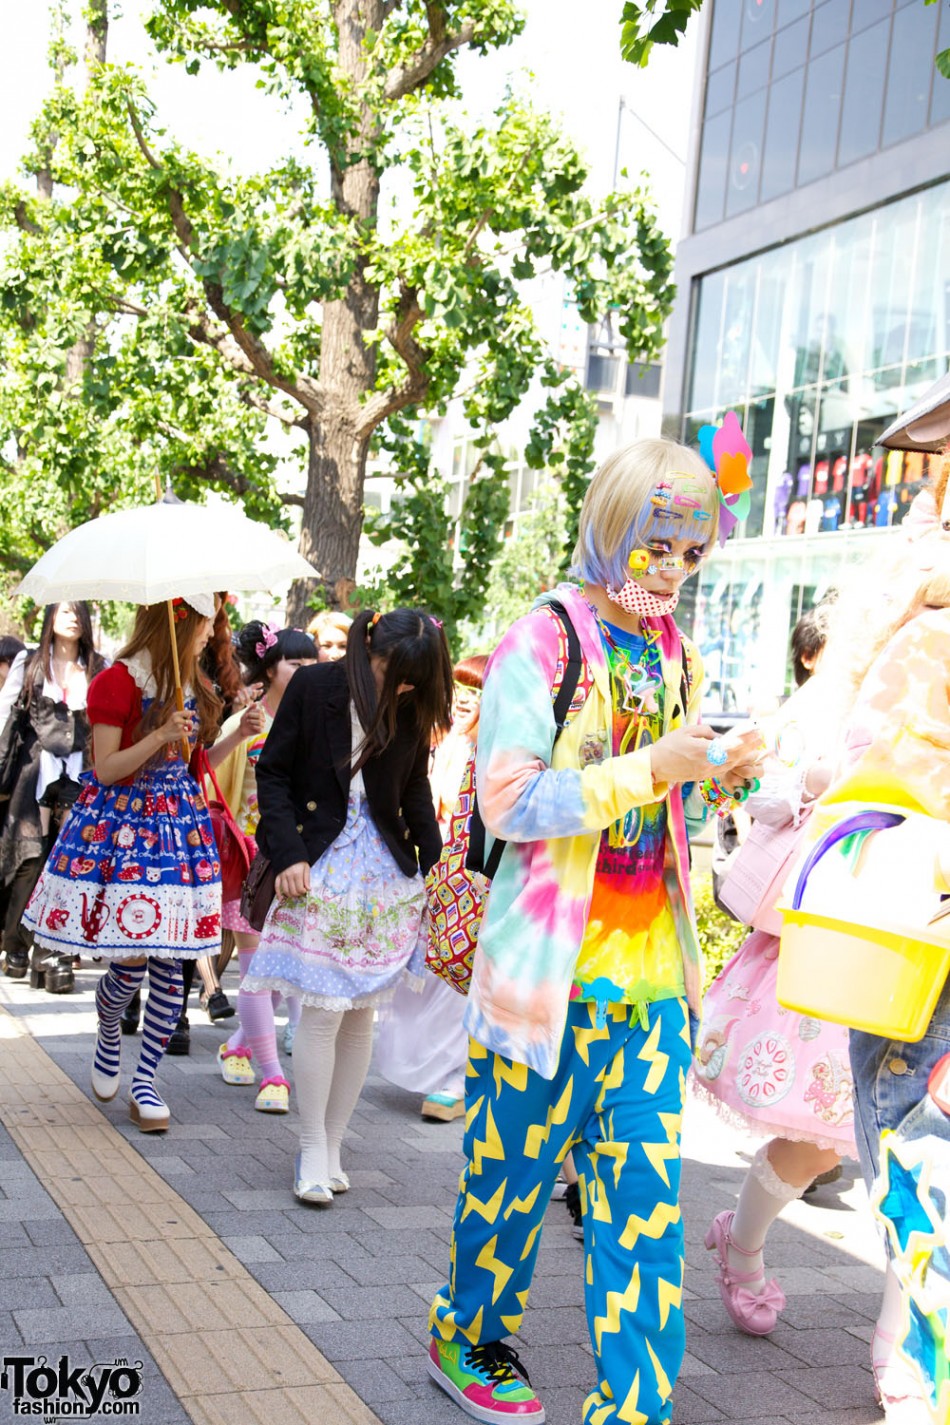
[0, 965, 887, 1424]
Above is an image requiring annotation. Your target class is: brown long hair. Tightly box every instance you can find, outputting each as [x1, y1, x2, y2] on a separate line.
[346, 608, 453, 770]
[118, 602, 221, 744]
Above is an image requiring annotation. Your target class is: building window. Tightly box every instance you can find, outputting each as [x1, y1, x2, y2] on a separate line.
[694, 110, 732, 229]
[726, 90, 767, 216]
[770, 15, 809, 78]
[625, 363, 662, 399]
[709, 0, 744, 69]
[882, 1, 939, 147]
[760, 67, 805, 204]
[705, 62, 737, 117]
[837, 18, 891, 168]
[736, 37, 771, 99]
[808, 0, 850, 58]
[797, 43, 845, 186]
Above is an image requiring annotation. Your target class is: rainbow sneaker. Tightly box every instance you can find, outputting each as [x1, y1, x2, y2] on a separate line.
[427, 1338, 544, 1423]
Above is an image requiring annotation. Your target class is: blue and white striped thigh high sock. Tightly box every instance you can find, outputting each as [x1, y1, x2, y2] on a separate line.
[131, 958, 184, 1111]
[93, 961, 147, 1089]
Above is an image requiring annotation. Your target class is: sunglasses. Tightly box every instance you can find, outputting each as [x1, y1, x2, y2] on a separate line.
[454, 681, 481, 699]
[629, 545, 707, 576]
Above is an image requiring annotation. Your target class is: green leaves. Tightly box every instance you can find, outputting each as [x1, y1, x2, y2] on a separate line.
[619, 0, 705, 66]
[1, 0, 677, 614]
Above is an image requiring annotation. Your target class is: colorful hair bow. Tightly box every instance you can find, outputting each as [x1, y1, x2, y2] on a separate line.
[254, 623, 279, 658]
[429, 616, 444, 630]
[698, 411, 754, 548]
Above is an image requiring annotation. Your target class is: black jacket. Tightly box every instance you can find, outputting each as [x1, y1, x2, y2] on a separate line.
[255, 661, 442, 879]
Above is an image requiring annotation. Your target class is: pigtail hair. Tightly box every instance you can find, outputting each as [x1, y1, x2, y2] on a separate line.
[345, 608, 452, 771]
[346, 610, 379, 765]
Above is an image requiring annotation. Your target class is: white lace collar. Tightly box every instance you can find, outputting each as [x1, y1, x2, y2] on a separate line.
[121, 649, 196, 700]
[121, 652, 157, 697]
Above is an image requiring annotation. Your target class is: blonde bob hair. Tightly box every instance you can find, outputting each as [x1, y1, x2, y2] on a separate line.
[306, 609, 352, 642]
[572, 438, 720, 590]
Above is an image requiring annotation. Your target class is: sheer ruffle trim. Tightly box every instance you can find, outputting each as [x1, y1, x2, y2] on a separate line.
[688, 1071, 857, 1158]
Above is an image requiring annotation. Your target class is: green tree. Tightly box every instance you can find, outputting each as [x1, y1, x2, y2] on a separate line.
[482, 479, 570, 633]
[2, 0, 676, 618]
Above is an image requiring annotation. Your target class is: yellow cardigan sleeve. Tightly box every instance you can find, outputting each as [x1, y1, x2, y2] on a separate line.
[209, 711, 250, 818]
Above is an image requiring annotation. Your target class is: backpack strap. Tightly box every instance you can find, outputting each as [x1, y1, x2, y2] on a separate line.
[475, 600, 585, 880]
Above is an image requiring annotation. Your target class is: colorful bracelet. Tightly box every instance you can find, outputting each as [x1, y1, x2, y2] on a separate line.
[699, 776, 761, 815]
[699, 777, 734, 815]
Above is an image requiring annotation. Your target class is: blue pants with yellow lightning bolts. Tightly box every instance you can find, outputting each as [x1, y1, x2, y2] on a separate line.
[430, 997, 692, 1425]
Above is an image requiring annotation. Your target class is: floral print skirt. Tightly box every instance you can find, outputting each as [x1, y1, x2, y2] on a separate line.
[242, 793, 427, 1012]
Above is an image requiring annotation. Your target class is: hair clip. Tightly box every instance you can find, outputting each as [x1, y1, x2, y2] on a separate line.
[627, 550, 650, 575]
[254, 623, 279, 659]
[698, 411, 754, 547]
[370, 612, 381, 627]
[429, 616, 444, 630]
[171, 597, 189, 623]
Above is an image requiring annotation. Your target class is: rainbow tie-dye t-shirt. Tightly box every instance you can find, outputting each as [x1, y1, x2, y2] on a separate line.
[572, 622, 685, 1017]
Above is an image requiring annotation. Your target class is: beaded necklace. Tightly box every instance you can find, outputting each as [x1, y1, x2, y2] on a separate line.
[589, 606, 664, 720]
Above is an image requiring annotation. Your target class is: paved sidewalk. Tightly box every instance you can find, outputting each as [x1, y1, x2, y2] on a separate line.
[0, 965, 886, 1425]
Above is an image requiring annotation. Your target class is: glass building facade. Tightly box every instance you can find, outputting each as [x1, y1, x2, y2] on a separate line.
[696, 0, 950, 230]
[668, 0, 950, 710]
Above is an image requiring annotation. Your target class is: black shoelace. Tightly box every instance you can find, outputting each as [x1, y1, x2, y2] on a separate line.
[466, 1340, 533, 1388]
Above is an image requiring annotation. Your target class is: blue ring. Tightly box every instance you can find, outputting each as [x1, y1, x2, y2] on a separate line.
[706, 739, 728, 767]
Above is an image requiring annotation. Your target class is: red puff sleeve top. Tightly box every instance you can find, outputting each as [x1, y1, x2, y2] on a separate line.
[85, 664, 145, 776]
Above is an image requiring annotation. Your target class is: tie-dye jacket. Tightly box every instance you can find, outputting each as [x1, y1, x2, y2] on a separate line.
[464, 582, 704, 1079]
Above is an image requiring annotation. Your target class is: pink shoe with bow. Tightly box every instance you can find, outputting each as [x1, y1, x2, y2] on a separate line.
[704, 1210, 786, 1336]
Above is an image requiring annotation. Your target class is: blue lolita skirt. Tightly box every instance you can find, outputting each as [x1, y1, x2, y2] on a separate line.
[23, 762, 222, 960]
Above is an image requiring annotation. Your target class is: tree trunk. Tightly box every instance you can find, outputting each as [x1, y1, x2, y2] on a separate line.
[85, 0, 108, 70]
[292, 0, 384, 610]
[287, 411, 369, 623]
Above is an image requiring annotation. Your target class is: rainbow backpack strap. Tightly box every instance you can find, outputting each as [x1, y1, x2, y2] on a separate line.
[423, 600, 588, 997]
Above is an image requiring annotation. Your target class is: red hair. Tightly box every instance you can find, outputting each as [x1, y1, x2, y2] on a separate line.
[454, 654, 488, 689]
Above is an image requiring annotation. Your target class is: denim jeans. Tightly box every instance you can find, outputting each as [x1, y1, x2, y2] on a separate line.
[849, 974, 950, 1203]
[854, 980, 950, 1179]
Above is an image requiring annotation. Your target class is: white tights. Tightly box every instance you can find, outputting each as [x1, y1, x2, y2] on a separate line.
[294, 1004, 375, 1185]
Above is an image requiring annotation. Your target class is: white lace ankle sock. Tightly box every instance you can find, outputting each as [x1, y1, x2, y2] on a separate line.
[294, 1007, 345, 1185]
[729, 1143, 807, 1294]
[324, 1005, 375, 1181]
